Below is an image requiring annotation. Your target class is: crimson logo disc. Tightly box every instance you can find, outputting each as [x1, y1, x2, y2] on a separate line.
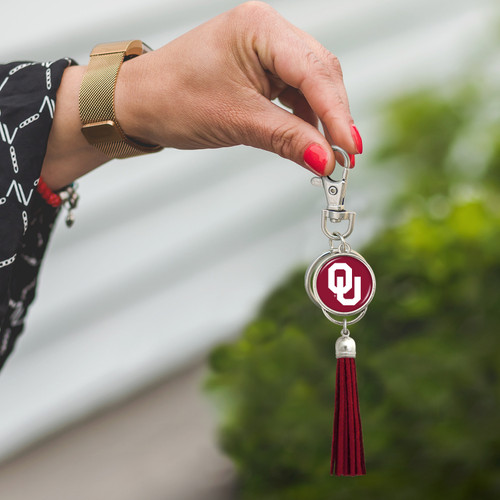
[313, 253, 375, 315]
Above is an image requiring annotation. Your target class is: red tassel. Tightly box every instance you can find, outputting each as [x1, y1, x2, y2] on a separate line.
[331, 337, 366, 476]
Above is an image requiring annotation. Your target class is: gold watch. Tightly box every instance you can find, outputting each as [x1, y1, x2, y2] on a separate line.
[79, 40, 163, 159]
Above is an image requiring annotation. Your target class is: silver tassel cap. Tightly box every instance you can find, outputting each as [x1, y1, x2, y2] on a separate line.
[335, 335, 356, 359]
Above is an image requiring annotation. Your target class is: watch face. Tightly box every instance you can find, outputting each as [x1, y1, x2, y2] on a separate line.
[313, 253, 375, 315]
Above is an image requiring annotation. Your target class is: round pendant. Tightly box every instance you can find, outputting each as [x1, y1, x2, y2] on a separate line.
[308, 251, 376, 316]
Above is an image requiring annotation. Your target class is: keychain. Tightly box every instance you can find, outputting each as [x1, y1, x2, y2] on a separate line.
[305, 146, 375, 476]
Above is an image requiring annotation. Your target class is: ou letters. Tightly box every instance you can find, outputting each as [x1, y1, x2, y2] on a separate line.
[328, 262, 361, 306]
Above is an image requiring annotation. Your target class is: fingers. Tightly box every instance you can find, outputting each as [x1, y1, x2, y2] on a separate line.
[320, 118, 356, 168]
[278, 87, 318, 129]
[286, 89, 356, 170]
[239, 93, 336, 176]
[248, 3, 363, 161]
[274, 43, 358, 155]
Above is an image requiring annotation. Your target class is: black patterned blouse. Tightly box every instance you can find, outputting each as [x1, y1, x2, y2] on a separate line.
[0, 59, 73, 371]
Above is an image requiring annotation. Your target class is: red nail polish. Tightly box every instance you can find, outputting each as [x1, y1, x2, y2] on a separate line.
[349, 154, 355, 168]
[304, 143, 328, 175]
[351, 125, 363, 154]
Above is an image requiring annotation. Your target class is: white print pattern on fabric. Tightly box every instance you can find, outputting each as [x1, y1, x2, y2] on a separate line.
[0, 61, 62, 266]
[0, 254, 16, 268]
[0, 58, 74, 371]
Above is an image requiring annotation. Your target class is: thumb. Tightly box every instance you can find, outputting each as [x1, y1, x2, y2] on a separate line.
[243, 97, 335, 176]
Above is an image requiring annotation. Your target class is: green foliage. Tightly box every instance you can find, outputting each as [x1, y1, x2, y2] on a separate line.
[206, 78, 500, 499]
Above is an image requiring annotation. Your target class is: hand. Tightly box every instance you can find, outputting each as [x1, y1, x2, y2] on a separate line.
[42, 1, 362, 190]
[118, 1, 361, 173]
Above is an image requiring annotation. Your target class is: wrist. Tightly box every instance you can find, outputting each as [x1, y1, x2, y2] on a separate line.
[42, 65, 109, 191]
[114, 52, 158, 147]
[79, 41, 162, 158]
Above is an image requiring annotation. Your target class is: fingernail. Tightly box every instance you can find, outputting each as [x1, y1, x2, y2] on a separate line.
[349, 153, 355, 168]
[351, 124, 363, 154]
[304, 143, 328, 175]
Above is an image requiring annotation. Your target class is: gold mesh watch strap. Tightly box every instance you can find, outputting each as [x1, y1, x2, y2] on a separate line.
[79, 40, 162, 159]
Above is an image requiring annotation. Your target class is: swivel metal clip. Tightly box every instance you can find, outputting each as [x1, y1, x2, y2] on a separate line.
[311, 146, 356, 240]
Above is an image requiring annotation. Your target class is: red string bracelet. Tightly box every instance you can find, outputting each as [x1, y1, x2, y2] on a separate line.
[36, 177, 79, 226]
[37, 177, 62, 207]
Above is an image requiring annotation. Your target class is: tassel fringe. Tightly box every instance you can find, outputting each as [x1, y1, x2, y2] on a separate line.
[331, 357, 366, 476]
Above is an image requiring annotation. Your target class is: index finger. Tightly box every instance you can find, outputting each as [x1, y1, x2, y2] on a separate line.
[253, 12, 361, 158]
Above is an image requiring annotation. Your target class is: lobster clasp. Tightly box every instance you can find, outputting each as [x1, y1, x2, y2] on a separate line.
[311, 171, 349, 212]
[311, 146, 356, 239]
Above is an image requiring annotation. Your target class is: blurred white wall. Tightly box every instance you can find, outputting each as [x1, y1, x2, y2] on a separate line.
[0, 0, 496, 460]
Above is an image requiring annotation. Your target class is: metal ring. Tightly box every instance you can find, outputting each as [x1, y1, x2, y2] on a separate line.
[332, 231, 351, 253]
[333, 231, 346, 246]
[321, 307, 367, 326]
[331, 145, 351, 169]
[304, 250, 332, 307]
[328, 238, 350, 254]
